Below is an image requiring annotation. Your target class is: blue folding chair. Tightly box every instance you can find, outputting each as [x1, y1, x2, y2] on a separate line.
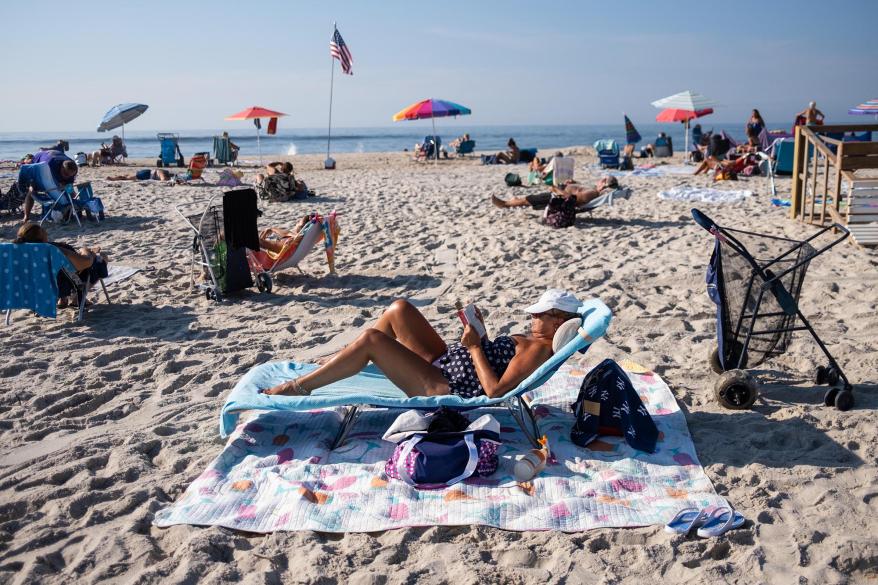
[594, 139, 620, 168]
[456, 140, 476, 157]
[17, 163, 81, 228]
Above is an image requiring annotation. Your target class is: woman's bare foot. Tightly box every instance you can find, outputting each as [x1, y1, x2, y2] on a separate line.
[57, 297, 70, 309]
[263, 378, 310, 396]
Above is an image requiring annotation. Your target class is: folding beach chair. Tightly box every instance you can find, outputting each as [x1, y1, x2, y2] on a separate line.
[156, 133, 185, 167]
[594, 139, 620, 168]
[455, 140, 475, 157]
[1, 243, 111, 325]
[17, 162, 82, 228]
[654, 135, 673, 158]
[246, 211, 340, 292]
[219, 298, 612, 449]
[213, 135, 238, 166]
[110, 136, 127, 164]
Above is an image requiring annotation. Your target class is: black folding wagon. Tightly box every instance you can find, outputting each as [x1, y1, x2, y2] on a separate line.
[691, 208, 855, 411]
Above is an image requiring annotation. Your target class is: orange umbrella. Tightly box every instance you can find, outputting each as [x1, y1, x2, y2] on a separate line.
[225, 106, 288, 165]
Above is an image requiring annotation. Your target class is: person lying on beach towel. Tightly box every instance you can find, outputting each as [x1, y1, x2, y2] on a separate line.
[262, 288, 583, 400]
[13, 222, 108, 308]
[491, 176, 618, 210]
[255, 162, 309, 201]
[693, 154, 756, 177]
[106, 169, 177, 181]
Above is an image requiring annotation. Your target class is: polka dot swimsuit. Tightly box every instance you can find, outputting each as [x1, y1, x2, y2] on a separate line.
[434, 336, 518, 398]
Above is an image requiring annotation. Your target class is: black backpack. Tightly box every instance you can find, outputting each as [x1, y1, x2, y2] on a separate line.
[504, 173, 521, 187]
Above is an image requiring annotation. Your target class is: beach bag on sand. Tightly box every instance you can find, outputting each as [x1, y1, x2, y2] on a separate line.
[383, 408, 501, 489]
[544, 194, 577, 228]
[570, 358, 658, 453]
[505, 172, 522, 187]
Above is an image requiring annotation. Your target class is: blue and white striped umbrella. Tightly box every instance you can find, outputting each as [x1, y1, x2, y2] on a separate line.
[97, 103, 148, 132]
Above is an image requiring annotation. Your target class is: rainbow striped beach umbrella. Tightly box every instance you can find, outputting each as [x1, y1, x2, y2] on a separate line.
[849, 99, 878, 119]
[393, 98, 471, 162]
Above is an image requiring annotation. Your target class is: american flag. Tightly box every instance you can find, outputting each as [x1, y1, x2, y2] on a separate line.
[330, 27, 353, 75]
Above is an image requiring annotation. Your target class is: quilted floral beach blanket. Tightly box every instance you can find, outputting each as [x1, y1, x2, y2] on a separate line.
[154, 363, 726, 532]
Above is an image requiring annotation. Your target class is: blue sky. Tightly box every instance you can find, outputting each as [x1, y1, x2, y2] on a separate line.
[1, 0, 876, 131]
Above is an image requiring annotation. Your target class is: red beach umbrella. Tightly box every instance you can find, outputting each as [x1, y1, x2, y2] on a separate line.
[225, 106, 288, 165]
[655, 108, 714, 122]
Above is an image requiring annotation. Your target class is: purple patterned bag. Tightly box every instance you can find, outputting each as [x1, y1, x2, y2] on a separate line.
[383, 411, 501, 489]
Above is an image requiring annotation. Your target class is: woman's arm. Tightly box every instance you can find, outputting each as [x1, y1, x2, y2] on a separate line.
[462, 327, 550, 398]
[60, 247, 95, 272]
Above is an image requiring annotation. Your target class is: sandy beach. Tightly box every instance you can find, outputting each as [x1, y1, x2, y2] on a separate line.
[0, 149, 876, 584]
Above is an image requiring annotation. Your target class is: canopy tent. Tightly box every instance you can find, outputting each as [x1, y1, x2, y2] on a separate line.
[392, 98, 471, 162]
[651, 91, 720, 157]
[225, 106, 288, 165]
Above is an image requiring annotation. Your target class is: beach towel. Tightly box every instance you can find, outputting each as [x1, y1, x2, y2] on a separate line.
[153, 362, 727, 533]
[658, 186, 752, 203]
[101, 265, 142, 287]
[0, 243, 75, 318]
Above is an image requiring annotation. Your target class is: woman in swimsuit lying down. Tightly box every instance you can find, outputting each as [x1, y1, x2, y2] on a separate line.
[263, 288, 582, 399]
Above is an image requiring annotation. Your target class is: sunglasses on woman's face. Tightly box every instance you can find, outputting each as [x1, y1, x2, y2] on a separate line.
[532, 311, 567, 320]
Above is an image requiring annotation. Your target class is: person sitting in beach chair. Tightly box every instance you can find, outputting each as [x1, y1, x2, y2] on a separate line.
[414, 136, 442, 161]
[13, 222, 109, 309]
[263, 288, 583, 399]
[19, 152, 79, 224]
[492, 176, 619, 210]
[496, 138, 521, 164]
[213, 132, 239, 166]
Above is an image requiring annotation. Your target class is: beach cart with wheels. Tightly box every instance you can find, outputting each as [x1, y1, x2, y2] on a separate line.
[156, 133, 185, 167]
[176, 189, 263, 302]
[691, 208, 855, 411]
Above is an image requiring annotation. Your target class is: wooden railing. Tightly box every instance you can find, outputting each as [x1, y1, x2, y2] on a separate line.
[790, 124, 878, 226]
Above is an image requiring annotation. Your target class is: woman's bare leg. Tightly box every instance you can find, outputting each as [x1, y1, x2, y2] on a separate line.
[371, 299, 447, 362]
[492, 195, 531, 208]
[267, 329, 450, 396]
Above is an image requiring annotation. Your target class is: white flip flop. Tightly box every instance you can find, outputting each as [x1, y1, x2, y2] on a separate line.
[664, 506, 712, 535]
[695, 506, 746, 538]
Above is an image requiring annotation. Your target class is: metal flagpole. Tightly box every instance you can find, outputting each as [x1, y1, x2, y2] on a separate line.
[326, 22, 336, 169]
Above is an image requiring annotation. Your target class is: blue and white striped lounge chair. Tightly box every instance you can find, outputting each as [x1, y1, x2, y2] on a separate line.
[219, 298, 612, 449]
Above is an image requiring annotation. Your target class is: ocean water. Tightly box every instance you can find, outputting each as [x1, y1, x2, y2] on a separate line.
[0, 123, 755, 161]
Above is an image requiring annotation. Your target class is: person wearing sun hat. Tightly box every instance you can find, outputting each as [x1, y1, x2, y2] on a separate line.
[263, 288, 584, 400]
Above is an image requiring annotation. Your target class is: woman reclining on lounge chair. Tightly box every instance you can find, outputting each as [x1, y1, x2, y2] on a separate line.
[263, 288, 582, 400]
[13, 222, 108, 308]
[491, 176, 618, 209]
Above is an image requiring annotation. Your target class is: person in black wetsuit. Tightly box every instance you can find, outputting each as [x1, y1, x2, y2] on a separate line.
[263, 289, 582, 399]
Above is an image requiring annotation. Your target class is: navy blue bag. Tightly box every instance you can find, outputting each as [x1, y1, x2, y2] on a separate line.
[570, 359, 658, 453]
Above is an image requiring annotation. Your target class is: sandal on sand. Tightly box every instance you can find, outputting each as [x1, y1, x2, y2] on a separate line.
[695, 506, 745, 538]
[664, 507, 712, 535]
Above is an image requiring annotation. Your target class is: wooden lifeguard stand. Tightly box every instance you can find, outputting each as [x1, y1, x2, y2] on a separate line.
[790, 124, 878, 246]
